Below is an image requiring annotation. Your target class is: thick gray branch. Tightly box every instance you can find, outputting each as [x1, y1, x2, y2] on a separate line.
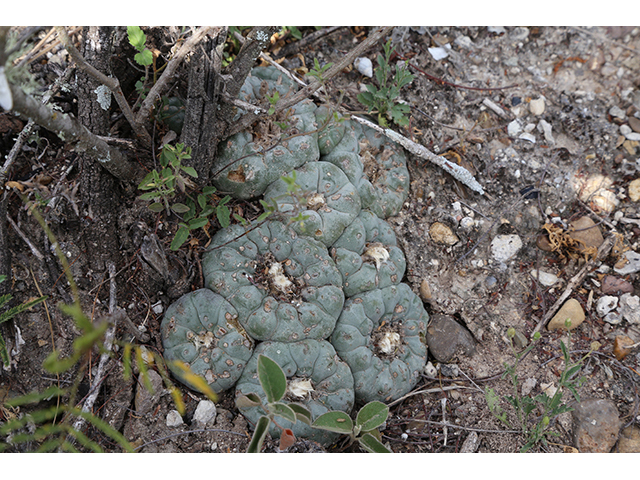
[9, 83, 140, 182]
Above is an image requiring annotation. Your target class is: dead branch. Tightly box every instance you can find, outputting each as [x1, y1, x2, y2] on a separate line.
[135, 26, 219, 128]
[8, 82, 141, 182]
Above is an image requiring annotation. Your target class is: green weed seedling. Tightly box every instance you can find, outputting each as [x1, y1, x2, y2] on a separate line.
[312, 401, 392, 452]
[236, 354, 314, 453]
[357, 39, 415, 128]
[485, 323, 598, 452]
[237, 354, 391, 452]
[127, 26, 154, 98]
[138, 142, 232, 250]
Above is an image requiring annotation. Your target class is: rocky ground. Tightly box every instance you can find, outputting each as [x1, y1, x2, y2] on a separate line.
[2, 26, 640, 453]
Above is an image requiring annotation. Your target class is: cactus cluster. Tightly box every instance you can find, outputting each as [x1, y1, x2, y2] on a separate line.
[161, 67, 429, 445]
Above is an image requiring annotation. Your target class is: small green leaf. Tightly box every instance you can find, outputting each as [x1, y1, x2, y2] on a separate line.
[356, 401, 389, 432]
[269, 402, 297, 423]
[127, 26, 146, 51]
[134, 50, 153, 67]
[217, 205, 231, 229]
[288, 404, 312, 425]
[147, 202, 164, 212]
[170, 226, 190, 250]
[247, 416, 271, 453]
[358, 432, 392, 453]
[257, 355, 287, 404]
[312, 411, 353, 434]
[188, 217, 209, 230]
[180, 166, 198, 178]
[171, 203, 191, 214]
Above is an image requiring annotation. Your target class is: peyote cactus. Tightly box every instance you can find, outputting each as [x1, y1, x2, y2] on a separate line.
[263, 161, 362, 246]
[211, 69, 319, 200]
[330, 209, 406, 297]
[318, 109, 410, 219]
[330, 283, 428, 403]
[202, 220, 345, 343]
[160, 65, 429, 449]
[235, 339, 355, 446]
[161, 289, 254, 394]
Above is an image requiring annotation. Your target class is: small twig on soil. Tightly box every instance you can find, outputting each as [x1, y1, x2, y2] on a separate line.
[274, 26, 346, 59]
[387, 384, 478, 407]
[6, 215, 44, 260]
[399, 418, 522, 435]
[532, 233, 616, 334]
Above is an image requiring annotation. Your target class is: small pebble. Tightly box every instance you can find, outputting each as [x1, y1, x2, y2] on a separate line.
[529, 97, 545, 115]
[166, 410, 184, 427]
[601, 275, 634, 294]
[529, 269, 558, 287]
[628, 116, 640, 133]
[618, 293, 640, 324]
[547, 298, 585, 331]
[609, 105, 627, 120]
[614, 250, 640, 275]
[429, 222, 459, 246]
[419, 278, 433, 303]
[572, 398, 621, 452]
[426, 314, 476, 363]
[596, 295, 618, 316]
[628, 178, 640, 202]
[490, 234, 522, 263]
[569, 216, 604, 253]
[618, 426, 640, 452]
[193, 400, 217, 426]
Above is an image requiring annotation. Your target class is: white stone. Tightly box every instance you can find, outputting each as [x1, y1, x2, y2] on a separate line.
[529, 269, 558, 287]
[609, 105, 627, 120]
[615, 250, 640, 275]
[428, 44, 451, 60]
[507, 120, 522, 137]
[596, 296, 619, 317]
[519, 132, 536, 143]
[354, 57, 373, 78]
[490, 234, 523, 263]
[537, 119, 555, 144]
[603, 312, 622, 325]
[619, 293, 640, 324]
[194, 400, 217, 426]
[166, 410, 184, 427]
[529, 97, 545, 115]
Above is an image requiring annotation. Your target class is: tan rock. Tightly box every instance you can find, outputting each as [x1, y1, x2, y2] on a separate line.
[629, 178, 640, 202]
[569, 216, 604, 253]
[419, 278, 433, 303]
[618, 425, 640, 452]
[429, 222, 459, 246]
[547, 298, 585, 331]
